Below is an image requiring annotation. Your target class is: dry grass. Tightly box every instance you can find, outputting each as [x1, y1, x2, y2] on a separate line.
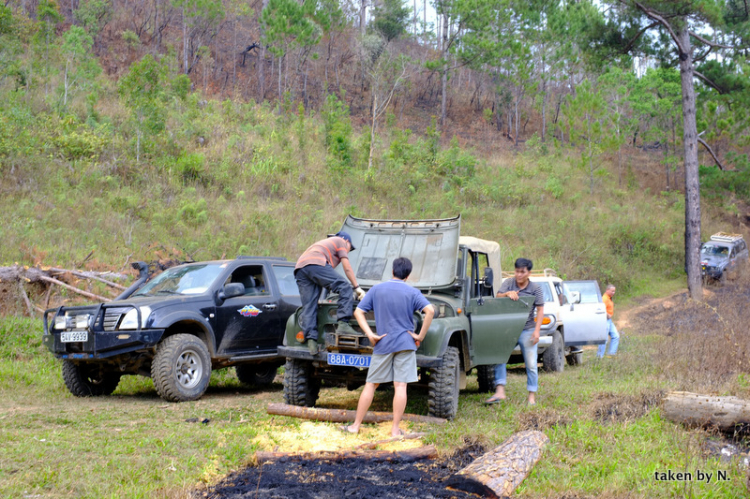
[628, 268, 750, 398]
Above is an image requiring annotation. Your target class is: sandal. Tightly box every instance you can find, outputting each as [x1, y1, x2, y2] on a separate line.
[484, 397, 504, 405]
[338, 425, 358, 434]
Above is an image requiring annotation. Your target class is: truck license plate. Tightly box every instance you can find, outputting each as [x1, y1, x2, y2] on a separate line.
[61, 331, 88, 343]
[327, 353, 371, 367]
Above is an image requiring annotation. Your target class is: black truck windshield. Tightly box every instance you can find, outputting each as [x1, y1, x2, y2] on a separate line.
[133, 264, 224, 296]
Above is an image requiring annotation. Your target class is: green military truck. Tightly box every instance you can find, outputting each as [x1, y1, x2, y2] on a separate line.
[277, 216, 533, 420]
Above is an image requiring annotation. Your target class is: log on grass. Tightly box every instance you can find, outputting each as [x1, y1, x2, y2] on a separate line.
[266, 403, 447, 425]
[663, 391, 750, 433]
[255, 445, 437, 464]
[447, 430, 549, 498]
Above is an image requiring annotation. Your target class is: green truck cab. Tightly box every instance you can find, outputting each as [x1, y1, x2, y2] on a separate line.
[277, 216, 532, 419]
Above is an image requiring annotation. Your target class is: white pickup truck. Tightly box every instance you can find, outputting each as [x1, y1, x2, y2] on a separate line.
[504, 269, 608, 372]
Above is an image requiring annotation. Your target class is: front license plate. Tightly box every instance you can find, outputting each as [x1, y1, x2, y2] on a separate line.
[61, 331, 88, 343]
[327, 353, 371, 367]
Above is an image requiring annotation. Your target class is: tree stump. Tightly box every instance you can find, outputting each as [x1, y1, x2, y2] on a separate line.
[662, 391, 750, 433]
[447, 430, 549, 498]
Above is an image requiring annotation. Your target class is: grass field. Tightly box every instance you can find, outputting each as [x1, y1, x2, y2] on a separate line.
[2, 290, 749, 499]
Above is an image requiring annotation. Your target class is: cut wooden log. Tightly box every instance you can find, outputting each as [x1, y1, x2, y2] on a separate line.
[447, 430, 549, 498]
[255, 445, 437, 464]
[266, 403, 447, 425]
[662, 391, 750, 433]
[357, 432, 427, 449]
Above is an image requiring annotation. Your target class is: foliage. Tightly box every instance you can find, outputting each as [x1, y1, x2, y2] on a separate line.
[322, 92, 353, 168]
[371, 0, 410, 42]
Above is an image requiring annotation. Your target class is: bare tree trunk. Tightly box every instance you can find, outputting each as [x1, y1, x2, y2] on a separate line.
[182, 7, 189, 74]
[677, 25, 703, 301]
[369, 92, 377, 169]
[258, 0, 269, 101]
[439, 12, 449, 129]
[360, 0, 367, 36]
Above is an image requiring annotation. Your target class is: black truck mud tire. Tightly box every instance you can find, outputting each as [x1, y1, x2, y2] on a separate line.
[236, 364, 278, 386]
[283, 358, 320, 407]
[542, 330, 565, 373]
[151, 334, 211, 402]
[428, 346, 461, 420]
[476, 365, 496, 393]
[62, 360, 121, 396]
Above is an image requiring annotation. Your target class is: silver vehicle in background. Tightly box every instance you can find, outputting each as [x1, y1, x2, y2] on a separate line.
[700, 232, 748, 282]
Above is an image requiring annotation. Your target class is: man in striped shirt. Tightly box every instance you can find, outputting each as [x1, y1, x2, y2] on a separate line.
[295, 232, 366, 354]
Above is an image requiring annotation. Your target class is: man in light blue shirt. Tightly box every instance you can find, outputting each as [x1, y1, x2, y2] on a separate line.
[340, 257, 435, 437]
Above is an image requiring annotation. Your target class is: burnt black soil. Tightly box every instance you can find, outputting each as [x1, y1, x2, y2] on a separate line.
[206, 440, 488, 499]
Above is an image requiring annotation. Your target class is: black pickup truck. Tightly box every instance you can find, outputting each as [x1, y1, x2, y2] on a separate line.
[42, 257, 300, 402]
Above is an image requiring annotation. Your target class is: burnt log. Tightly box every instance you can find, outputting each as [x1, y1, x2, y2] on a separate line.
[663, 391, 750, 433]
[357, 433, 427, 449]
[266, 403, 448, 425]
[448, 430, 549, 498]
[255, 445, 437, 464]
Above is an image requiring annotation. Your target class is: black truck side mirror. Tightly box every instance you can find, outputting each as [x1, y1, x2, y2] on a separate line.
[482, 267, 494, 289]
[219, 283, 245, 301]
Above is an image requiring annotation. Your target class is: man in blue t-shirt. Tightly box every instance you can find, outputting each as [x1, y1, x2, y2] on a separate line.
[340, 257, 435, 437]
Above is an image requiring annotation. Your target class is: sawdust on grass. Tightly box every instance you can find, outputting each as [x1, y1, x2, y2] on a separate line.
[252, 421, 425, 453]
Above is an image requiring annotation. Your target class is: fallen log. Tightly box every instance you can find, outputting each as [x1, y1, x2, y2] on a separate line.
[37, 275, 111, 302]
[49, 268, 127, 290]
[18, 281, 34, 316]
[357, 432, 427, 449]
[447, 430, 549, 498]
[255, 445, 437, 464]
[662, 391, 750, 433]
[267, 403, 447, 425]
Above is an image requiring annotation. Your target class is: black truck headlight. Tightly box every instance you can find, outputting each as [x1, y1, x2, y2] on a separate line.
[119, 306, 152, 330]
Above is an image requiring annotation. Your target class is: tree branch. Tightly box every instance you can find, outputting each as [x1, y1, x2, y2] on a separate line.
[631, 1, 688, 55]
[689, 31, 733, 50]
[622, 21, 660, 54]
[693, 45, 713, 63]
[698, 137, 725, 170]
[693, 70, 724, 94]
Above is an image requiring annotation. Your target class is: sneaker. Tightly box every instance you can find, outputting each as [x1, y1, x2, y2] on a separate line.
[307, 339, 318, 355]
[337, 321, 357, 335]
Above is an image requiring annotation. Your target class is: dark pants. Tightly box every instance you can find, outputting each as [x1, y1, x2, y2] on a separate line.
[294, 264, 353, 341]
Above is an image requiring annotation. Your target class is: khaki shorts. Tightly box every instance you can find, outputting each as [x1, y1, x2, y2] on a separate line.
[366, 350, 418, 384]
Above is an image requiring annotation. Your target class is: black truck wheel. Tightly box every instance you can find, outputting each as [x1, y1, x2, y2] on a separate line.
[151, 334, 211, 402]
[62, 360, 120, 397]
[236, 364, 279, 386]
[428, 346, 461, 420]
[476, 365, 496, 393]
[283, 358, 320, 407]
[541, 330, 565, 373]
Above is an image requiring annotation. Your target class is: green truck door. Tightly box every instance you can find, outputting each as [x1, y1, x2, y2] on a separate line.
[466, 296, 532, 367]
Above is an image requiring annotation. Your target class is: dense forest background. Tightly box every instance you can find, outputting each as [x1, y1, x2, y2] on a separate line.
[2, 0, 750, 311]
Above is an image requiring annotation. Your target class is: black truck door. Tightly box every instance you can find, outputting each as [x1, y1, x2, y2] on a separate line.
[215, 264, 285, 354]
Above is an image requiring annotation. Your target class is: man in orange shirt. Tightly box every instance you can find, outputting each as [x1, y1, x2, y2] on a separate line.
[597, 284, 620, 358]
[295, 232, 366, 355]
